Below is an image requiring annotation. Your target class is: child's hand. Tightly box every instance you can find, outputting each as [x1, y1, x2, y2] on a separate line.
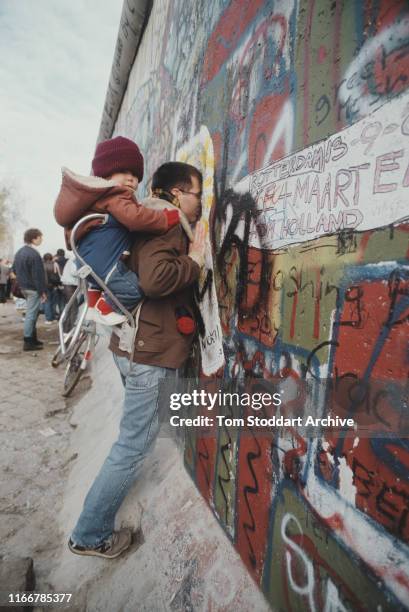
[164, 208, 180, 229]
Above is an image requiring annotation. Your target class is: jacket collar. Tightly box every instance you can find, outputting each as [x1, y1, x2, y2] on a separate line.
[151, 188, 179, 207]
[141, 196, 194, 241]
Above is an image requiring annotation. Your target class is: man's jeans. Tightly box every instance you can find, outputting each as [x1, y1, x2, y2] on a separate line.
[21, 289, 40, 337]
[71, 355, 175, 547]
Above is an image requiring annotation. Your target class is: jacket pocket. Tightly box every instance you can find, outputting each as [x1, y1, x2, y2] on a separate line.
[134, 337, 164, 353]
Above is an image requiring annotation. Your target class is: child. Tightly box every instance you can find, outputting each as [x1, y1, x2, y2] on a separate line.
[54, 136, 179, 325]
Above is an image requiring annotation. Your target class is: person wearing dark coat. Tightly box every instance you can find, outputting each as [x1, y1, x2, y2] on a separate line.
[43, 253, 61, 323]
[55, 248, 68, 316]
[13, 228, 47, 351]
[0, 258, 9, 303]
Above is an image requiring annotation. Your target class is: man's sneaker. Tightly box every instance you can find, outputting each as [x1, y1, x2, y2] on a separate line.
[94, 297, 126, 326]
[68, 529, 132, 559]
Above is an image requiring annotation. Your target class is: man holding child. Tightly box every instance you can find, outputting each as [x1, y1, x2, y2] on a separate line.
[55, 138, 205, 558]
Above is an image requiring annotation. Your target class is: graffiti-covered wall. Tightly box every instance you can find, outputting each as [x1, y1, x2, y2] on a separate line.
[113, 1, 409, 609]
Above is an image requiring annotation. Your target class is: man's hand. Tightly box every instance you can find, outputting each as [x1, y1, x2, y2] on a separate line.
[188, 220, 206, 267]
[40, 292, 47, 303]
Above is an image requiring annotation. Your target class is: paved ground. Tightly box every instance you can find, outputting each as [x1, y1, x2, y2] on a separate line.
[0, 300, 90, 594]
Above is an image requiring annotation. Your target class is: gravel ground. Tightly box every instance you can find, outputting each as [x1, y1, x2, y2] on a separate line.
[0, 300, 91, 593]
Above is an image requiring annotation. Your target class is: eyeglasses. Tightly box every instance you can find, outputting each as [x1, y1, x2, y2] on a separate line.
[179, 189, 202, 200]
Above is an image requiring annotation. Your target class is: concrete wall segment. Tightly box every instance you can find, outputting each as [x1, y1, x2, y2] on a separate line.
[97, 0, 409, 608]
[97, 0, 153, 143]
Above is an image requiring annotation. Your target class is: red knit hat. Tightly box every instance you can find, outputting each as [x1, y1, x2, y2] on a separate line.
[92, 136, 144, 181]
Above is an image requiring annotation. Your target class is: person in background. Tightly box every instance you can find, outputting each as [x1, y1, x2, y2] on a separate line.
[60, 256, 79, 333]
[55, 248, 68, 316]
[0, 258, 9, 303]
[55, 248, 67, 272]
[13, 228, 47, 351]
[43, 253, 61, 324]
[5, 259, 13, 299]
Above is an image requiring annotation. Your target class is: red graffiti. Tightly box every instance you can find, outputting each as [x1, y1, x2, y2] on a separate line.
[201, 0, 265, 84]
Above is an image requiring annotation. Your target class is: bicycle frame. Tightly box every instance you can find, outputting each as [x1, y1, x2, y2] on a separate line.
[57, 212, 136, 357]
[61, 321, 98, 397]
[58, 279, 88, 357]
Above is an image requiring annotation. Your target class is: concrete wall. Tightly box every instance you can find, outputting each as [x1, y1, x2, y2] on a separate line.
[112, 1, 409, 609]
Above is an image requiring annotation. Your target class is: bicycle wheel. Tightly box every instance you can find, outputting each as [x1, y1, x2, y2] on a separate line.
[51, 344, 64, 368]
[62, 332, 88, 397]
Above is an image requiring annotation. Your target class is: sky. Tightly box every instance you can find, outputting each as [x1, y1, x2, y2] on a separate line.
[0, 0, 124, 256]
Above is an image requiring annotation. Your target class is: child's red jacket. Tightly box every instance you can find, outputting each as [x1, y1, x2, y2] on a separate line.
[54, 167, 168, 248]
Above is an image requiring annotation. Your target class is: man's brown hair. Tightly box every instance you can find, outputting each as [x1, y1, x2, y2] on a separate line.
[151, 162, 202, 193]
[24, 228, 42, 244]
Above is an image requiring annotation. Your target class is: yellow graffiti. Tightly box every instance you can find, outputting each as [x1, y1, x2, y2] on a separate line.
[176, 124, 215, 236]
[176, 125, 225, 375]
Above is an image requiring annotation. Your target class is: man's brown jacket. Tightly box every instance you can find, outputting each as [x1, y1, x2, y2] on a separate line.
[109, 197, 201, 369]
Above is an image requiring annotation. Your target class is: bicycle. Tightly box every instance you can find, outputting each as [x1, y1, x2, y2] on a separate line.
[52, 213, 137, 397]
[51, 271, 99, 397]
[52, 319, 98, 397]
